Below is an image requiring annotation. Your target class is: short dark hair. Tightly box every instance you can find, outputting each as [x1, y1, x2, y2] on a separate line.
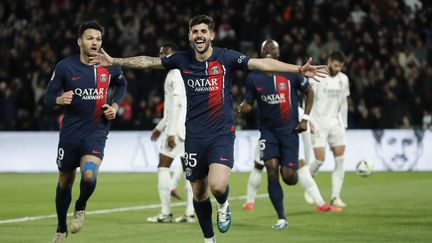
[78, 21, 104, 38]
[329, 50, 346, 63]
[189, 15, 215, 31]
[161, 42, 178, 52]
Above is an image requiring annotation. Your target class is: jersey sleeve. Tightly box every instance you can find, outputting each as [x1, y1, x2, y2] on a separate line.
[43, 62, 65, 106]
[161, 53, 180, 70]
[111, 68, 127, 105]
[297, 75, 310, 93]
[224, 49, 250, 71]
[244, 73, 256, 102]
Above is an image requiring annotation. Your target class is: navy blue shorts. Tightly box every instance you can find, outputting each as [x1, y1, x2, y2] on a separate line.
[259, 127, 299, 170]
[56, 131, 107, 172]
[184, 134, 235, 181]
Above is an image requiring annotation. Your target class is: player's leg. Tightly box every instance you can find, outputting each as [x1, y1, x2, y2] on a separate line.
[244, 142, 264, 210]
[309, 130, 328, 176]
[170, 160, 184, 200]
[53, 143, 79, 242]
[185, 136, 215, 241]
[265, 158, 288, 229]
[69, 155, 101, 234]
[208, 163, 231, 233]
[147, 153, 175, 223]
[175, 157, 196, 223]
[190, 178, 215, 242]
[207, 134, 235, 233]
[329, 125, 347, 207]
[330, 145, 346, 207]
[297, 160, 342, 212]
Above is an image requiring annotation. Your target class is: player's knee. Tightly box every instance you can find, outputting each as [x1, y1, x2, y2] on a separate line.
[266, 168, 279, 180]
[281, 168, 298, 186]
[282, 175, 298, 186]
[209, 183, 226, 196]
[82, 161, 97, 183]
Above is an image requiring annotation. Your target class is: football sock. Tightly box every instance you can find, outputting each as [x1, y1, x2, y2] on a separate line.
[158, 167, 171, 215]
[332, 155, 345, 199]
[170, 164, 183, 191]
[75, 178, 97, 211]
[246, 168, 262, 204]
[214, 185, 229, 205]
[185, 180, 195, 216]
[193, 198, 214, 238]
[268, 178, 286, 220]
[309, 159, 324, 176]
[56, 183, 72, 233]
[298, 166, 325, 206]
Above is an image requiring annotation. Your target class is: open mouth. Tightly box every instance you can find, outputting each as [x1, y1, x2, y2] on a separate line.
[90, 47, 98, 52]
[195, 39, 205, 47]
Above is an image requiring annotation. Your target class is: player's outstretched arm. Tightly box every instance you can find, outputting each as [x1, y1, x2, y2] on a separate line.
[90, 48, 163, 69]
[248, 57, 327, 81]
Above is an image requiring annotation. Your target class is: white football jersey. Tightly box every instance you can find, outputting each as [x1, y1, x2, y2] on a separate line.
[310, 71, 350, 130]
[155, 69, 187, 140]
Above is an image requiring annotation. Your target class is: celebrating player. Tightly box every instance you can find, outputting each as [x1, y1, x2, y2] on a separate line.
[44, 21, 127, 243]
[237, 39, 339, 229]
[147, 43, 195, 224]
[308, 50, 350, 208]
[90, 15, 326, 243]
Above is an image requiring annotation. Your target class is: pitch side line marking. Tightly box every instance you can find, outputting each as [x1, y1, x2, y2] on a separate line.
[0, 194, 268, 224]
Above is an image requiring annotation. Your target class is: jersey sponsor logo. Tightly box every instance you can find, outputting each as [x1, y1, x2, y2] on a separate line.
[74, 88, 105, 100]
[186, 78, 219, 92]
[100, 74, 107, 82]
[72, 76, 81, 81]
[260, 93, 286, 104]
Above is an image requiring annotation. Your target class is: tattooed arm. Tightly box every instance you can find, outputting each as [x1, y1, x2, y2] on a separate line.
[90, 48, 163, 69]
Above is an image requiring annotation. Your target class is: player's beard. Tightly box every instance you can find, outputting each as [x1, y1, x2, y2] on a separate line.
[192, 37, 210, 54]
[329, 67, 339, 77]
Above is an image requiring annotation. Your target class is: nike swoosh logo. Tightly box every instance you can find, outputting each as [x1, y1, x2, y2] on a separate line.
[72, 76, 81, 81]
[92, 150, 101, 154]
[256, 87, 265, 91]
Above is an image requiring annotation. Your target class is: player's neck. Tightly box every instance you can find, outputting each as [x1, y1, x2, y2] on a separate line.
[80, 52, 91, 65]
[195, 46, 213, 62]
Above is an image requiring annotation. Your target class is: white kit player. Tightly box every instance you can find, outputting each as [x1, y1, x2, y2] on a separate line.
[308, 50, 350, 208]
[243, 107, 342, 212]
[148, 44, 195, 223]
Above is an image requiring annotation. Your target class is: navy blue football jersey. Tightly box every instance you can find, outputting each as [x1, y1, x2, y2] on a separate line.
[244, 71, 309, 130]
[161, 47, 249, 138]
[44, 55, 127, 142]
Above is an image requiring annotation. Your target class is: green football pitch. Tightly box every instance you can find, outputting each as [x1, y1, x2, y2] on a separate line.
[1, 172, 431, 243]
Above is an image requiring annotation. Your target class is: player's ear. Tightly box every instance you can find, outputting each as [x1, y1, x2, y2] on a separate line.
[210, 31, 215, 41]
[77, 38, 82, 47]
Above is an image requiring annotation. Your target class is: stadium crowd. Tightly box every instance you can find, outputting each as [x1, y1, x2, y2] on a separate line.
[0, 0, 431, 131]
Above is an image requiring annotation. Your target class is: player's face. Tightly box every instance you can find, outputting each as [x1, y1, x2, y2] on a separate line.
[188, 23, 214, 54]
[328, 60, 344, 77]
[378, 131, 421, 171]
[78, 29, 102, 57]
[159, 47, 173, 58]
[261, 41, 280, 59]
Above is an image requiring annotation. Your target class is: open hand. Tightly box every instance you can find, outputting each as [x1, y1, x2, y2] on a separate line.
[90, 48, 113, 66]
[300, 57, 327, 82]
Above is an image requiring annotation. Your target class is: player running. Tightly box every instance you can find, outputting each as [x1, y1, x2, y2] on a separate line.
[44, 21, 127, 243]
[90, 15, 326, 243]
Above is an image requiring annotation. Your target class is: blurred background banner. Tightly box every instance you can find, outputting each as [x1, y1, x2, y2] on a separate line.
[1, 130, 430, 172]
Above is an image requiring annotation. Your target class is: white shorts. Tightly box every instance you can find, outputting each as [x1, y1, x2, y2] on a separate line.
[159, 134, 185, 159]
[311, 124, 346, 148]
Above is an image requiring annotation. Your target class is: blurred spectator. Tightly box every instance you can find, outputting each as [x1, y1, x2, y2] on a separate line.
[0, 0, 431, 130]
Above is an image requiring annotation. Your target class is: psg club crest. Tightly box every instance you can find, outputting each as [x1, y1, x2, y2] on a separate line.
[100, 74, 107, 83]
[211, 66, 220, 75]
[278, 82, 287, 91]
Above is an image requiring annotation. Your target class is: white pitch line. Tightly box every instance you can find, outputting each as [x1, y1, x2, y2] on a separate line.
[0, 194, 268, 225]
